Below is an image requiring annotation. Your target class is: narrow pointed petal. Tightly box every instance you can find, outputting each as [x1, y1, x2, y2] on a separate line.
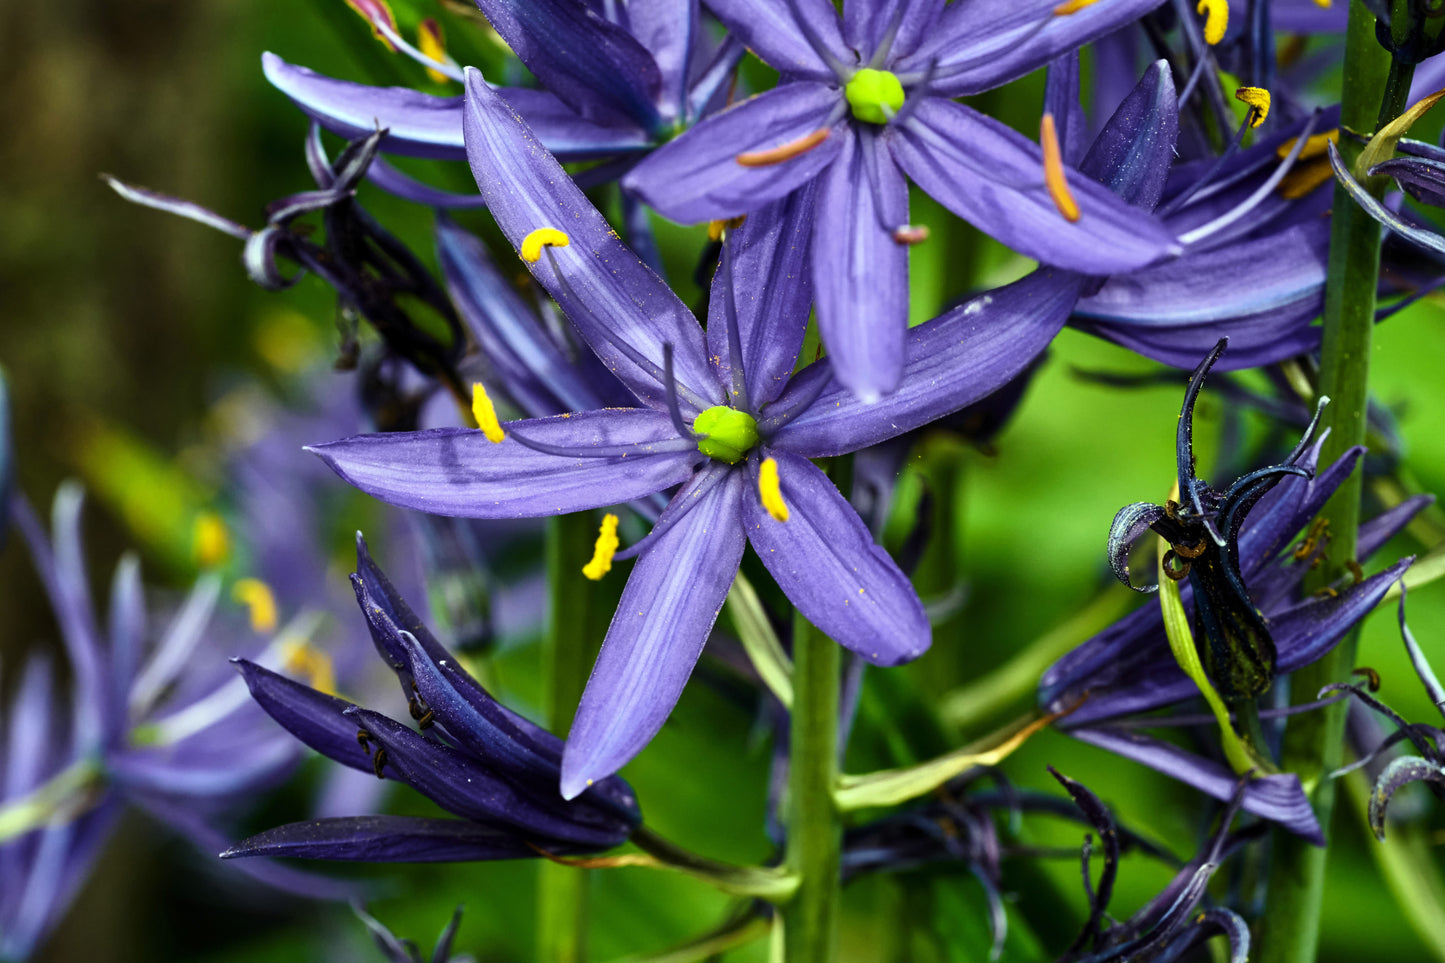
[472, 0, 663, 131]
[705, 183, 817, 407]
[1079, 59, 1177, 210]
[745, 451, 928, 665]
[622, 83, 844, 225]
[626, 0, 698, 118]
[1370, 756, 1445, 839]
[1107, 502, 1167, 592]
[309, 411, 701, 519]
[561, 465, 747, 798]
[263, 54, 650, 162]
[349, 708, 632, 845]
[1274, 558, 1415, 673]
[1072, 727, 1323, 842]
[813, 128, 909, 400]
[768, 270, 1080, 456]
[222, 814, 581, 862]
[1330, 140, 1445, 257]
[1371, 155, 1445, 207]
[844, 0, 944, 64]
[893, 100, 1180, 273]
[233, 659, 373, 774]
[463, 72, 722, 409]
[367, 159, 488, 209]
[703, 0, 844, 76]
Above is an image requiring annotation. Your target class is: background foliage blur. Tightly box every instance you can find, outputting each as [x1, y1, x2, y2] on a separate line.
[5, 1, 1445, 960]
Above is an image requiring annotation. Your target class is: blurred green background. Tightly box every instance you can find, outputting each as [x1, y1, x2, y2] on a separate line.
[4, 1, 1445, 960]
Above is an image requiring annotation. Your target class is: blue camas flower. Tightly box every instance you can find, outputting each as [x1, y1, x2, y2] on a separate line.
[307, 70, 1084, 797]
[622, 0, 1179, 399]
[226, 535, 641, 861]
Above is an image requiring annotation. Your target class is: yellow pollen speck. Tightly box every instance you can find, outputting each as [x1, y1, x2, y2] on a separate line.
[1277, 129, 1338, 160]
[1313, 0, 1330, 7]
[418, 18, 452, 85]
[233, 578, 279, 634]
[1053, 0, 1101, 12]
[759, 458, 789, 522]
[471, 382, 506, 443]
[1039, 114, 1081, 223]
[520, 227, 570, 263]
[1235, 86, 1270, 127]
[1197, 0, 1228, 45]
[193, 512, 230, 569]
[582, 514, 620, 580]
[281, 639, 337, 695]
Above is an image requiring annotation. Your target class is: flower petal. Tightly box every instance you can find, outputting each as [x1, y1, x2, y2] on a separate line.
[233, 659, 373, 774]
[843, 0, 944, 64]
[561, 464, 747, 798]
[622, 83, 845, 225]
[308, 411, 701, 519]
[892, 99, 1180, 273]
[705, 183, 817, 408]
[1072, 727, 1323, 842]
[702, 0, 843, 77]
[1107, 502, 1167, 592]
[463, 71, 721, 409]
[745, 451, 928, 665]
[1078, 59, 1177, 211]
[221, 814, 583, 862]
[812, 128, 910, 401]
[767, 270, 1080, 456]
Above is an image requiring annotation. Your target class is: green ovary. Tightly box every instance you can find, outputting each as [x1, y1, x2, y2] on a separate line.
[694, 406, 758, 464]
[844, 68, 905, 125]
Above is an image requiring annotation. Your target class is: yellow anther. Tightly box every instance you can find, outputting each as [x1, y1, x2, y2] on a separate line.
[582, 514, 620, 580]
[471, 382, 506, 443]
[758, 458, 789, 522]
[520, 227, 570, 263]
[1278, 162, 1334, 200]
[343, 0, 400, 51]
[1197, 0, 1228, 45]
[1053, 0, 1101, 12]
[193, 512, 230, 569]
[1040, 113, 1081, 223]
[707, 216, 746, 241]
[736, 128, 831, 167]
[1313, 0, 1331, 7]
[1235, 86, 1270, 127]
[1276, 129, 1338, 160]
[280, 639, 337, 696]
[418, 18, 452, 85]
[233, 578, 279, 634]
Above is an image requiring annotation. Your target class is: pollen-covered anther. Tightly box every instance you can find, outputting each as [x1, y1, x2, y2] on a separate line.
[1172, 539, 1207, 560]
[1197, 0, 1228, 44]
[736, 128, 832, 167]
[281, 639, 337, 696]
[417, 18, 453, 84]
[233, 578, 279, 634]
[758, 457, 790, 522]
[582, 513, 621, 581]
[892, 224, 930, 245]
[1161, 550, 1191, 581]
[1235, 86, 1270, 127]
[708, 216, 746, 241]
[520, 227, 570, 263]
[844, 68, 905, 125]
[193, 511, 230, 568]
[1053, 0, 1101, 12]
[471, 382, 506, 443]
[1040, 113, 1081, 223]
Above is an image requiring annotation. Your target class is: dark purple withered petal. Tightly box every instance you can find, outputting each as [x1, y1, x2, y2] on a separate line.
[1371, 155, 1445, 207]
[222, 814, 585, 862]
[1106, 502, 1167, 593]
[1330, 140, 1445, 257]
[1369, 755, 1445, 840]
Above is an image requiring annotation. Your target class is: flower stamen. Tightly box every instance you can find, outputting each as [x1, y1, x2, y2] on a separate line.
[582, 514, 621, 581]
[759, 457, 790, 522]
[1235, 86, 1271, 128]
[1040, 113, 1081, 223]
[471, 382, 507, 443]
[280, 639, 337, 695]
[520, 227, 571, 263]
[233, 578, 279, 634]
[1197, 0, 1229, 45]
[736, 128, 832, 168]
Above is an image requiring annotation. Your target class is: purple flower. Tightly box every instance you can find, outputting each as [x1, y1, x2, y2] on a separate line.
[226, 536, 640, 862]
[308, 71, 1082, 796]
[622, 0, 1178, 398]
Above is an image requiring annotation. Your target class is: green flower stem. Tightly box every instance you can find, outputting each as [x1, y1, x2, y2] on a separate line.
[781, 612, 842, 961]
[1258, 6, 1414, 961]
[537, 511, 602, 963]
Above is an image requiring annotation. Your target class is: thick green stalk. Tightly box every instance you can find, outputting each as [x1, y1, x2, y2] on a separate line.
[782, 614, 842, 961]
[1257, 6, 1412, 960]
[537, 512, 600, 963]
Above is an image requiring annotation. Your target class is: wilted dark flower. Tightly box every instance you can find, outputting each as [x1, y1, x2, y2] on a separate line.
[354, 902, 473, 963]
[225, 535, 641, 862]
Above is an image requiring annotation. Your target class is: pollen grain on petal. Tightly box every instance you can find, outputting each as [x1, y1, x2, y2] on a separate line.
[1196, 0, 1228, 45]
[1040, 113, 1081, 224]
[759, 457, 790, 523]
[1235, 86, 1270, 127]
[471, 382, 507, 443]
[520, 227, 570, 263]
[582, 514, 621, 580]
[736, 128, 831, 168]
[233, 578, 279, 634]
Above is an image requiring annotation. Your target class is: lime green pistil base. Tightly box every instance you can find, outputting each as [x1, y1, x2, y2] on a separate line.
[694, 406, 758, 464]
[845, 68, 904, 125]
